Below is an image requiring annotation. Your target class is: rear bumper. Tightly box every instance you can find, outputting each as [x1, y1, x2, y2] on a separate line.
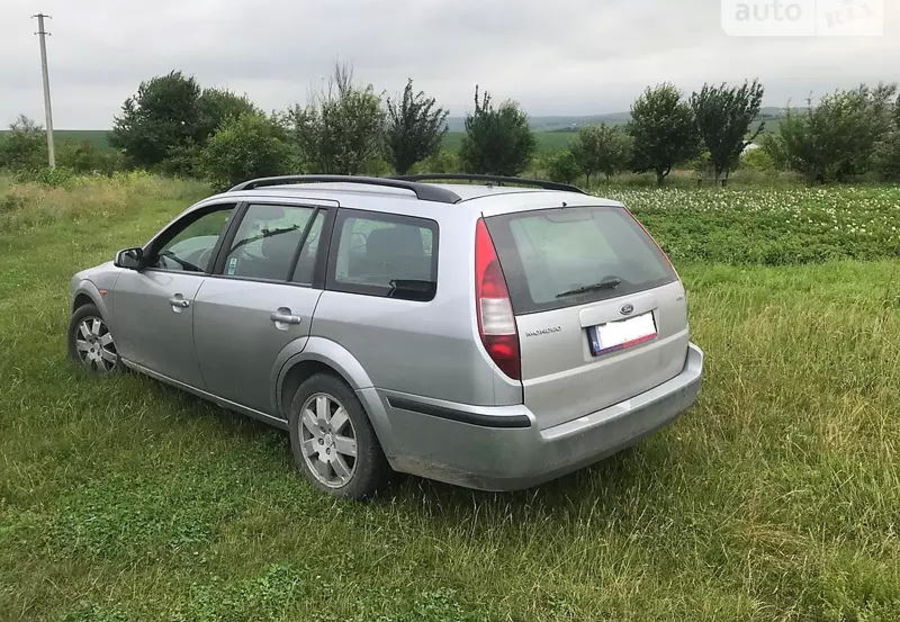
[375, 343, 704, 491]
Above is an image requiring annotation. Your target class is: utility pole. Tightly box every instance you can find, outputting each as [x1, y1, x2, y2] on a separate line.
[32, 13, 55, 168]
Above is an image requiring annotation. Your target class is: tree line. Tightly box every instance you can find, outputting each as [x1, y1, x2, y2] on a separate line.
[547, 81, 900, 186]
[1, 66, 898, 187]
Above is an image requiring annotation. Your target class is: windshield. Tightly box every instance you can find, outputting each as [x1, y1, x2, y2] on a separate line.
[485, 206, 677, 314]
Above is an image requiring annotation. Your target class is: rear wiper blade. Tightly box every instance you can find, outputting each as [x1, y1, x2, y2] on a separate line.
[555, 278, 622, 298]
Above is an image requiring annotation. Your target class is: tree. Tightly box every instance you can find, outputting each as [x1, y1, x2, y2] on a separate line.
[570, 124, 632, 184]
[199, 112, 291, 190]
[413, 148, 460, 174]
[459, 86, 535, 176]
[766, 84, 896, 183]
[628, 84, 699, 185]
[111, 71, 202, 168]
[691, 79, 765, 185]
[196, 88, 261, 141]
[112, 72, 259, 171]
[385, 79, 448, 174]
[286, 64, 385, 175]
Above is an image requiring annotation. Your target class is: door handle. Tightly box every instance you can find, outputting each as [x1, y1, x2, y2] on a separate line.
[270, 307, 302, 328]
[168, 295, 190, 311]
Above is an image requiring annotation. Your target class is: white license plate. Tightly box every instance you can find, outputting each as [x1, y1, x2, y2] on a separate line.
[588, 311, 657, 356]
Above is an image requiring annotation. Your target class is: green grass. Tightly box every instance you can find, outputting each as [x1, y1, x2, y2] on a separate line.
[1, 177, 899, 620]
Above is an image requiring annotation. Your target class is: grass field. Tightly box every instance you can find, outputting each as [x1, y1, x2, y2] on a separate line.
[0, 129, 112, 151]
[1, 176, 899, 621]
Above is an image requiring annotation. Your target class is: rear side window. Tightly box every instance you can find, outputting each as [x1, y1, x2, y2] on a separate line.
[327, 209, 438, 301]
[486, 206, 676, 314]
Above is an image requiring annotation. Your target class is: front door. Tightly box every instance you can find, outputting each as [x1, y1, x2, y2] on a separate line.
[194, 203, 328, 414]
[112, 204, 235, 387]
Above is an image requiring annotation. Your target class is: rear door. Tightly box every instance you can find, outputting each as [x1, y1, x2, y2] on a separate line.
[193, 202, 329, 414]
[486, 206, 689, 430]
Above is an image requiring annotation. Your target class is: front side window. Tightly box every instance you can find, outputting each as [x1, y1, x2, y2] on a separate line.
[148, 205, 234, 272]
[222, 204, 318, 281]
[328, 210, 438, 301]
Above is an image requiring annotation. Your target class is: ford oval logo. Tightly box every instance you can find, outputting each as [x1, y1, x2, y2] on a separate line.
[620, 304, 634, 316]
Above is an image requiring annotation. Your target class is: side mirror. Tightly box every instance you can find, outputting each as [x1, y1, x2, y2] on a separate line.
[115, 247, 144, 270]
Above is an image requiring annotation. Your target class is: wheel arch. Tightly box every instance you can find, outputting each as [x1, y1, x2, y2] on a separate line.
[70, 281, 110, 318]
[273, 337, 398, 461]
[72, 292, 95, 311]
[274, 336, 375, 417]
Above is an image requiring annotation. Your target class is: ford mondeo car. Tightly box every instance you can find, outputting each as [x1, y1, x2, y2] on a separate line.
[68, 174, 703, 499]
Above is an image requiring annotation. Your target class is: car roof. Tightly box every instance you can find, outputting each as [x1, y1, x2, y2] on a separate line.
[198, 181, 623, 219]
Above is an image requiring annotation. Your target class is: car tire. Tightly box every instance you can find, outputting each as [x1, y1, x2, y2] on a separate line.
[288, 373, 391, 500]
[67, 303, 121, 374]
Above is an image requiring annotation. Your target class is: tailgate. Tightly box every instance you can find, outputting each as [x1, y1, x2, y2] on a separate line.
[485, 204, 688, 429]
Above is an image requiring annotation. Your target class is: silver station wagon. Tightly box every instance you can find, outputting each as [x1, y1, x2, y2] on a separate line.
[68, 175, 704, 499]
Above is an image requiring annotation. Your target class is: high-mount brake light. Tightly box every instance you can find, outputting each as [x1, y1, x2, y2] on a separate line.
[474, 219, 521, 380]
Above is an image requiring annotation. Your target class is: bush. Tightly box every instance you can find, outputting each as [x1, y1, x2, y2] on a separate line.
[199, 113, 291, 190]
[740, 145, 776, 173]
[285, 64, 384, 175]
[15, 166, 77, 187]
[57, 140, 123, 175]
[544, 150, 581, 184]
[411, 149, 460, 174]
[0, 115, 47, 171]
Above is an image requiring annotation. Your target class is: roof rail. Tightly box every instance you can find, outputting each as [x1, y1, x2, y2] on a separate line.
[228, 175, 462, 204]
[391, 174, 586, 195]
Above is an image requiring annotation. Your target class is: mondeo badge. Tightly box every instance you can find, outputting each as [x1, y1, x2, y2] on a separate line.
[620, 304, 634, 316]
[525, 325, 562, 337]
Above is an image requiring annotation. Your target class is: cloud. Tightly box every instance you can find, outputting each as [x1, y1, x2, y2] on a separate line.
[1, 0, 897, 128]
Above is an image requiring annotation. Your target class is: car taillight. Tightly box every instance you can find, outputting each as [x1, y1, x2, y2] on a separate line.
[475, 218, 520, 380]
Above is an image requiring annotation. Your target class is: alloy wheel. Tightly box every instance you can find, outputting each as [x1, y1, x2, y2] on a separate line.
[73, 316, 118, 373]
[298, 392, 358, 488]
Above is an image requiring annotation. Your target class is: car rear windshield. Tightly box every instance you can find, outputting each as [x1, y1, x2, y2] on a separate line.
[485, 206, 677, 314]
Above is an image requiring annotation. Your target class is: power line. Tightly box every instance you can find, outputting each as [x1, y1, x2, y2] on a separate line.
[32, 13, 55, 169]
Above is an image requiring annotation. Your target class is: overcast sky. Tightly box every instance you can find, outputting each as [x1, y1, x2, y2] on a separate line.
[2, 0, 898, 129]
